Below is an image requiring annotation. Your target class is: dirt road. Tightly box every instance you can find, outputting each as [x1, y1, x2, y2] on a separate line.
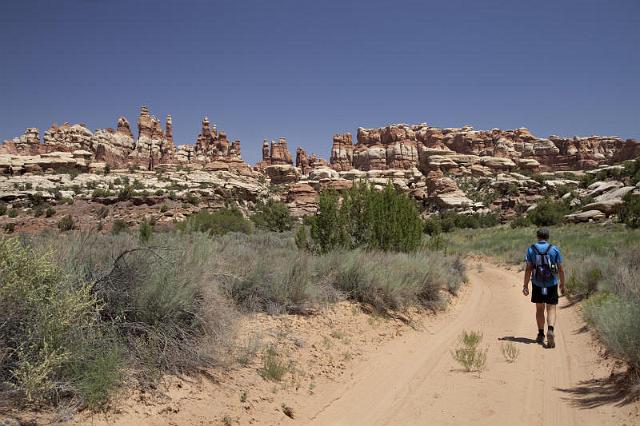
[298, 262, 637, 426]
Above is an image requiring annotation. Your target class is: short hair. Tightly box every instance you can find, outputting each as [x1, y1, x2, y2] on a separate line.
[536, 228, 550, 240]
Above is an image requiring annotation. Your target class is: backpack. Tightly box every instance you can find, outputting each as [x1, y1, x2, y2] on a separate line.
[530, 244, 557, 283]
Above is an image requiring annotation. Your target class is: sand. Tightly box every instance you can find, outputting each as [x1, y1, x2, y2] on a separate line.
[12, 261, 638, 425]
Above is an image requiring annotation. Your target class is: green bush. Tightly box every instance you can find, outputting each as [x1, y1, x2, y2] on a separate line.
[117, 185, 133, 201]
[584, 294, 640, 371]
[111, 219, 129, 235]
[139, 219, 154, 243]
[294, 226, 310, 250]
[424, 211, 499, 235]
[178, 209, 253, 236]
[0, 203, 6, 216]
[0, 238, 102, 403]
[251, 200, 293, 232]
[57, 215, 75, 231]
[8, 209, 18, 218]
[510, 215, 531, 229]
[45, 206, 55, 218]
[310, 182, 423, 253]
[92, 188, 112, 198]
[185, 192, 200, 206]
[619, 192, 640, 228]
[527, 198, 569, 226]
[3, 222, 16, 233]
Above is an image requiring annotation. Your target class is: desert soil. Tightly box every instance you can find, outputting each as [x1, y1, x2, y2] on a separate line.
[18, 261, 638, 426]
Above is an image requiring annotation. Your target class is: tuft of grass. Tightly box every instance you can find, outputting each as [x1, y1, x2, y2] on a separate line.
[57, 214, 75, 231]
[500, 342, 520, 363]
[451, 330, 487, 372]
[178, 209, 252, 236]
[111, 219, 128, 235]
[260, 346, 288, 381]
[138, 219, 153, 243]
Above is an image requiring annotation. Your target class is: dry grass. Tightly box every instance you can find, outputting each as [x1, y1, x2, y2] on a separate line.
[451, 330, 488, 372]
[500, 342, 520, 363]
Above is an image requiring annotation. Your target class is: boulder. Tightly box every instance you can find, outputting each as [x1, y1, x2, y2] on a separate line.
[264, 164, 300, 184]
[566, 210, 606, 223]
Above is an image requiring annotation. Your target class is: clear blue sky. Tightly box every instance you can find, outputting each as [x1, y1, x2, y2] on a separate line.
[1, 0, 638, 164]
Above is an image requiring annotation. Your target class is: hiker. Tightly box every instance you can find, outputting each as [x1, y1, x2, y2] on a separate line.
[522, 228, 565, 348]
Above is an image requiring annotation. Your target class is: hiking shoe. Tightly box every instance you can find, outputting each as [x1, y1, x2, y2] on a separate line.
[546, 332, 555, 349]
[536, 333, 545, 345]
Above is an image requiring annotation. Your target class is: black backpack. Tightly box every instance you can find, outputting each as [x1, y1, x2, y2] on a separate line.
[531, 244, 557, 282]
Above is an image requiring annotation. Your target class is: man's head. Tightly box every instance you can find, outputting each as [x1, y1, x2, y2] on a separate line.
[536, 228, 550, 241]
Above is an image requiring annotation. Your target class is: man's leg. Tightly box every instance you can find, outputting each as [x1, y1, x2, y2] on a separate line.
[546, 304, 556, 328]
[536, 303, 545, 343]
[546, 304, 557, 348]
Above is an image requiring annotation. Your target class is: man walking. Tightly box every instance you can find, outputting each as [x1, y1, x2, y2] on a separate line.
[522, 228, 565, 348]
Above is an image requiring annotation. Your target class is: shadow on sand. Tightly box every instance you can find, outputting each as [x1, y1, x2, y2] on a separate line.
[498, 336, 539, 345]
[556, 371, 639, 408]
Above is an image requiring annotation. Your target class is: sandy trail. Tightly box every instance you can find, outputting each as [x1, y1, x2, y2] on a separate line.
[298, 262, 637, 426]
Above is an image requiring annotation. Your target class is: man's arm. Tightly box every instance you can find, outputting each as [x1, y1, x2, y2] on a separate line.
[523, 263, 532, 295]
[558, 264, 565, 294]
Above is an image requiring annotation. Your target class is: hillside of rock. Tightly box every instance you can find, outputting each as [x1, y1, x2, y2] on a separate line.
[1, 111, 638, 231]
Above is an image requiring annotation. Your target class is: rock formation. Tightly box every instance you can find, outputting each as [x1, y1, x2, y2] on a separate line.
[325, 123, 639, 174]
[296, 147, 328, 175]
[329, 133, 353, 171]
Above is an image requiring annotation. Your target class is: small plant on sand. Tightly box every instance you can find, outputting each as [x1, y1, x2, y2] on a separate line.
[500, 342, 520, 363]
[260, 346, 288, 381]
[451, 330, 487, 372]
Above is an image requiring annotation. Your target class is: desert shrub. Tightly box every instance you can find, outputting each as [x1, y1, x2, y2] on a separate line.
[310, 182, 423, 253]
[294, 226, 310, 250]
[259, 346, 288, 381]
[619, 192, 640, 229]
[8, 208, 18, 218]
[527, 198, 569, 226]
[45, 206, 55, 218]
[92, 188, 112, 198]
[317, 249, 465, 311]
[32, 204, 45, 217]
[0, 203, 6, 216]
[185, 192, 200, 205]
[96, 205, 110, 219]
[54, 232, 238, 378]
[117, 185, 133, 201]
[0, 238, 103, 403]
[3, 223, 16, 233]
[111, 219, 129, 235]
[57, 215, 75, 231]
[510, 215, 531, 229]
[309, 191, 348, 253]
[623, 158, 640, 185]
[160, 203, 169, 213]
[178, 209, 253, 236]
[451, 330, 487, 372]
[424, 211, 499, 235]
[138, 219, 153, 243]
[251, 199, 293, 232]
[584, 294, 640, 371]
[423, 216, 442, 236]
[500, 342, 520, 363]
[132, 179, 145, 190]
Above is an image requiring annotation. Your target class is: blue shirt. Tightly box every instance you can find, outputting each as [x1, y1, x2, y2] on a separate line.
[525, 240, 562, 287]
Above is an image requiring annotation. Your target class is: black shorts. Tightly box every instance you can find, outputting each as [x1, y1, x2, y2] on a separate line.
[531, 285, 558, 305]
